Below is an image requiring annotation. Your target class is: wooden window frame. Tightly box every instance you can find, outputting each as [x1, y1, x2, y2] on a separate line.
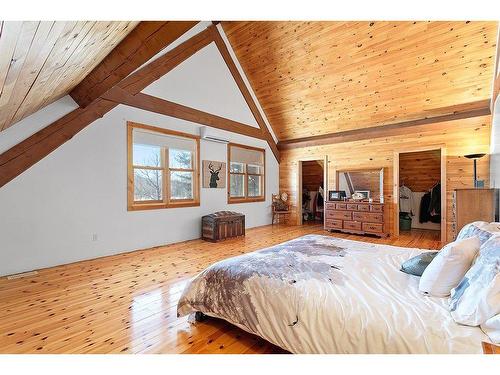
[227, 142, 266, 204]
[127, 121, 200, 211]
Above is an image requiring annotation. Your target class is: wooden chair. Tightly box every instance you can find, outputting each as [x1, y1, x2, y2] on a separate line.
[272, 194, 290, 225]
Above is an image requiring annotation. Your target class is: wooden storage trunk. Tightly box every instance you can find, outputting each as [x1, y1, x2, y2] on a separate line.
[202, 211, 245, 242]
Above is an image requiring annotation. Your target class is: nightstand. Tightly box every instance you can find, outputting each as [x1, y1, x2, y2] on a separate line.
[482, 342, 500, 354]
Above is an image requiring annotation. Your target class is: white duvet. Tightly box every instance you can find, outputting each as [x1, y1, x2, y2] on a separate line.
[177, 235, 488, 353]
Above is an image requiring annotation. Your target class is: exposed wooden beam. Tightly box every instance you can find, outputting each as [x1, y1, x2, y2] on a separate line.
[70, 21, 198, 107]
[209, 25, 280, 162]
[102, 87, 267, 140]
[278, 105, 491, 150]
[0, 26, 212, 188]
[0, 99, 117, 187]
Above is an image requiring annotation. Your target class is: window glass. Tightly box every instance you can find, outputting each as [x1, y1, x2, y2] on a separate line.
[248, 175, 262, 197]
[133, 144, 161, 167]
[230, 174, 245, 197]
[247, 164, 263, 174]
[230, 162, 245, 173]
[170, 171, 193, 199]
[169, 149, 192, 169]
[134, 169, 163, 201]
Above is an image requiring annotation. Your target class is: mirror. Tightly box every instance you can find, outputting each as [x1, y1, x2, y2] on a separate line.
[335, 168, 384, 203]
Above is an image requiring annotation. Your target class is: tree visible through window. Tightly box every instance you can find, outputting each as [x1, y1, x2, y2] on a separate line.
[228, 143, 265, 203]
[128, 122, 199, 210]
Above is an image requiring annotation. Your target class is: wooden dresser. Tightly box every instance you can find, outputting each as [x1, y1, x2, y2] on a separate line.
[325, 201, 387, 237]
[451, 189, 499, 239]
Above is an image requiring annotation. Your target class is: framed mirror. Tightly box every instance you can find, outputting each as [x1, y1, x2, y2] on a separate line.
[335, 168, 384, 203]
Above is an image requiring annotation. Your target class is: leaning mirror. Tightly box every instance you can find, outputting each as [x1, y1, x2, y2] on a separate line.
[334, 168, 384, 203]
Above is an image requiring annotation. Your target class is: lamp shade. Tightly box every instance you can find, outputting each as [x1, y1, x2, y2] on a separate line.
[464, 153, 486, 159]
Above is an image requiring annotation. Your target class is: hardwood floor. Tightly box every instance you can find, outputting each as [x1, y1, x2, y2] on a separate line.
[0, 224, 442, 354]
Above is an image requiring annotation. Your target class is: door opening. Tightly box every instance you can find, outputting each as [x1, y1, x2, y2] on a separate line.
[300, 159, 325, 225]
[395, 147, 446, 243]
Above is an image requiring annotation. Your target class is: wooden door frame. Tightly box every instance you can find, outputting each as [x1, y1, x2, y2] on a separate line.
[393, 144, 447, 243]
[297, 155, 328, 225]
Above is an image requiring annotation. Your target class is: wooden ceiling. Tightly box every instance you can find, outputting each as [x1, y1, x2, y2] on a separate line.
[0, 21, 138, 131]
[222, 21, 498, 142]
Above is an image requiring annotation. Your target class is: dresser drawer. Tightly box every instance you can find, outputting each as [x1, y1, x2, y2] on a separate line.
[336, 203, 347, 210]
[326, 210, 352, 220]
[362, 222, 383, 233]
[346, 203, 358, 210]
[325, 219, 343, 229]
[357, 204, 370, 211]
[325, 202, 336, 210]
[353, 212, 383, 223]
[369, 205, 383, 212]
[343, 220, 362, 231]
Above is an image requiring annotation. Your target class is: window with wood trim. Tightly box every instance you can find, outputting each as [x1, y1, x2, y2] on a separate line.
[127, 122, 200, 210]
[228, 143, 265, 203]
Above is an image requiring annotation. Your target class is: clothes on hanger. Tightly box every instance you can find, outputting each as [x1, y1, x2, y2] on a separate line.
[399, 185, 414, 214]
[419, 182, 441, 223]
[419, 193, 431, 223]
[429, 182, 441, 217]
[317, 184, 324, 208]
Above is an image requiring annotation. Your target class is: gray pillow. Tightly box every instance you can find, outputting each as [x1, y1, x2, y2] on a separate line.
[400, 251, 438, 276]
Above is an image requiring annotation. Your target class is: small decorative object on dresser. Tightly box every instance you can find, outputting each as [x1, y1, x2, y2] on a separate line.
[202, 211, 245, 242]
[325, 201, 387, 237]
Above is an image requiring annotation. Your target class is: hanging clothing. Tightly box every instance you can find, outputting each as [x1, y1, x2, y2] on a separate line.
[317, 186, 324, 208]
[399, 185, 414, 214]
[419, 193, 431, 223]
[419, 183, 441, 223]
[429, 183, 441, 217]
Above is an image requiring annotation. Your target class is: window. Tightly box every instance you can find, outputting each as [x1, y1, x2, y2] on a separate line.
[228, 143, 265, 203]
[127, 122, 199, 210]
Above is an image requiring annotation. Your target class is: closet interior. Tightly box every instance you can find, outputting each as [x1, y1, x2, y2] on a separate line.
[398, 150, 441, 241]
[301, 160, 324, 224]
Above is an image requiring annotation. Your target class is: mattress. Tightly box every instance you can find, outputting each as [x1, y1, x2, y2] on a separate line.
[177, 235, 488, 353]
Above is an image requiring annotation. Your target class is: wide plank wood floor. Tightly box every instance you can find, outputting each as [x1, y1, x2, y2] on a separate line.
[0, 224, 441, 354]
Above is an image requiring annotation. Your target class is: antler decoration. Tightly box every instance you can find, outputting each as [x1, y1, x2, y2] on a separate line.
[208, 162, 222, 173]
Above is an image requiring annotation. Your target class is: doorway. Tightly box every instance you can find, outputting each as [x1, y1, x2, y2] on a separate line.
[299, 159, 325, 225]
[393, 146, 446, 243]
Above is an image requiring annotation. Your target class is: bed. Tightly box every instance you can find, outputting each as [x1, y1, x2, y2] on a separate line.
[177, 234, 488, 354]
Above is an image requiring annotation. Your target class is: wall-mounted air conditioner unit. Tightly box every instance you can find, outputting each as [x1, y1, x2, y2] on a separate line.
[199, 126, 229, 144]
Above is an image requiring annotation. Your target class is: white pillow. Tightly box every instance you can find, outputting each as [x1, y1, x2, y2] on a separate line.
[450, 235, 500, 326]
[481, 314, 500, 344]
[456, 221, 499, 245]
[419, 236, 480, 297]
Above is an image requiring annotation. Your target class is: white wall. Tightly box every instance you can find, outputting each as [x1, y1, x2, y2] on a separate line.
[0, 95, 78, 154]
[142, 42, 259, 127]
[0, 34, 279, 276]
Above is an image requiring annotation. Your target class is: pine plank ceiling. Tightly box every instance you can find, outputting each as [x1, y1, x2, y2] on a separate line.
[0, 21, 138, 131]
[222, 21, 499, 142]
